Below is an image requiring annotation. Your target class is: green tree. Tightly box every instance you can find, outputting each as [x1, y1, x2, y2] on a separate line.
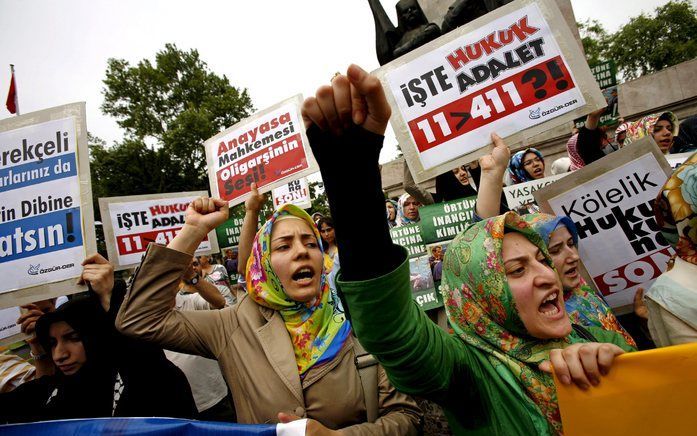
[97, 43, 254, 195]
[309, 181, 330, 217]
[605, 1, 697, 80]
[577, 19, 610, 67]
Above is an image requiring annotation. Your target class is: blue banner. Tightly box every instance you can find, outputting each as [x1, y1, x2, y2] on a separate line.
[0, 417, 280, 435]
[0, 154, 77, 194]
[0, 207, 83, 263]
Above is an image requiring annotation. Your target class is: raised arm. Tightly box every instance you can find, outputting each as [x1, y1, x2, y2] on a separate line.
[237, 183, 266, 276]
[474, 134, 510, 219]
[402, 161, 435, 206]
[181, 261, 226, 309]
[116, 198, 235, 358]
[302, 65, 470, 398]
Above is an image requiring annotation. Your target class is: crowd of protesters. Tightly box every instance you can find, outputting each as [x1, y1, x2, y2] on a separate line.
[0, 62, 696, 436]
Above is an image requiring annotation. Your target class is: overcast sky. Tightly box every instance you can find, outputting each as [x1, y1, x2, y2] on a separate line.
[0, 0, 685, 164]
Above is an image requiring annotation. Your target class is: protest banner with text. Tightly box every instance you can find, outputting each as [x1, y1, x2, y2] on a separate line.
[272, 177, 311, 210]
[375, 0, 605, 183]
[419, 196, 477, 244]
[535, 138, 673, 311]
[99, 192, 219, 270]
[205, 95, 317, 206]
[504, 172, 568, 210]
[0, 103, 96, 309]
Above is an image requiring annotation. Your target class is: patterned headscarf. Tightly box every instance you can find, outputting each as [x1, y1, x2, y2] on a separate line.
[624, 112, 679, 147]
[386, 199, 398, 229]
[520, 213, 636, 348]
[654, 151, 697, 265]
[246, 204, 350, 375]
[441, 212, 582, 435]
[397, 193, 420, 226]
[566, 133, 584, 171]
[508, 148, 544, 184]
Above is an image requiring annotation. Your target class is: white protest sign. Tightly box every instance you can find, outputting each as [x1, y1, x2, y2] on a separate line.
[205, 95, 318, 207]
[272, 177, 311, 210]
[666, 152, 693, 169]
[504, 172, 568, 209]
[0, 307, 21, 340]
[99, 192, 219, 270]
[376, 0, 605, 183]
[0, 103, 96, 309]
[535, 138, 673, 311]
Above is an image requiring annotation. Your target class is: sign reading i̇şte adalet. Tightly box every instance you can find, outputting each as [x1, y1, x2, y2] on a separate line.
[99, 192, 219, 270]
[376, 0, 605, 183]
[205, 95, 318, 207]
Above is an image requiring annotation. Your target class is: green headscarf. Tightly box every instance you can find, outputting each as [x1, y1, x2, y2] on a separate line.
[441, 212, 583, 435]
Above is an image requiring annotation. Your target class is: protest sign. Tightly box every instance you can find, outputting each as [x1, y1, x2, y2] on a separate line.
[574, 60, 619, 128]
[408, 255, 441, 310]
[375, 0, 605, 183]
[555, 343, 697, 436]
[419, 196, 477, 244]
[390, 223, 427, 257]
[272, 177, 311, 210]
[99, 192, 219, 270]
[503, 172, 568, 210]
[0, 306, 21, 341]
[205, 95, 317, 206]
[535, 138, 673, 311]
[666, 152, 693, 169]
[216, 214, 245, 249]
[0, 103, 96, 310]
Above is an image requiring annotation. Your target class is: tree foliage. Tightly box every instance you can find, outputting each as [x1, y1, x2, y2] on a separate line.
[95, 43, 254, 198]
[578, 1, 697, 79]
[309, 181, 330, 217]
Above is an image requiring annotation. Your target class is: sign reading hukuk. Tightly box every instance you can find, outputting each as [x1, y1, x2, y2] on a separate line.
[376, 0, 605, 183]
[0, 103, 96, 309]
[99, 192, 219, 270]
[205, 95, 317, 206]
[535, 138, 673, 310]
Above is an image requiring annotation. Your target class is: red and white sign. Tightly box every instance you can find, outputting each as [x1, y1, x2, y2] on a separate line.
[99, 192, 218, 269]
[377, 0, 604, 183]
[272, 177, 311, 210]
[205, 95, 317, 206]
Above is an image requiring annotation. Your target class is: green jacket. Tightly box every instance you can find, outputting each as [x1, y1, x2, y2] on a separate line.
[338, 257, 634, 435]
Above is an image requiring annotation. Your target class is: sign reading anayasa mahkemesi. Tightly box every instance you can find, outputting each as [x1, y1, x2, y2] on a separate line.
[375, 0, 605, 183]
[534, 137, 673, 311]
[0, 102, 96, 310]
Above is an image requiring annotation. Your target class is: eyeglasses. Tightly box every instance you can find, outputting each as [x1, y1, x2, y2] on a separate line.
[522, 156, 542, 167]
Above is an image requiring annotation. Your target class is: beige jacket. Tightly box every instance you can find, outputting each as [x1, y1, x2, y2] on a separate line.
[116, 244, 421, 435]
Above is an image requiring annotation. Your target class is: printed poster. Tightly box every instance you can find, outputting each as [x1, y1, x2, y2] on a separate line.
[99, 192, 219, 270]
[272, 177, 311, 210]
[535, 138, 673, 310]
[419, 196, 477, 244]
[205, 95, 317, 206]
[0, 103, 96, 308]
[503, 172, 568, 210]
[376, 0, 605, 183]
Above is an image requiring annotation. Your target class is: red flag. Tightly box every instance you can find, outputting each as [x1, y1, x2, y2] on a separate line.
[6, 70, 17, 114]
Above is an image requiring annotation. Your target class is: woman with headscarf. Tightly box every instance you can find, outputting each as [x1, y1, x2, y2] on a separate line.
[624, 112, 679, 153]
[396, 193, 421, 226]
[0, 256, 196, 424]
[507, 148, 545, 185]
[116, 198, 422, 434]
[403, 162, 478, 206]
[615, 122, 630, 148]
[643, 152, 697, 346]
[385, 199, 398, 229]
[302, 64, 636, 436]
[520, 214, 636, 348]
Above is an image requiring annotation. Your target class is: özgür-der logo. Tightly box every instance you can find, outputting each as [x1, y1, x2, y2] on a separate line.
[27, 262, 75, 276]
[528, 108, 541, 120]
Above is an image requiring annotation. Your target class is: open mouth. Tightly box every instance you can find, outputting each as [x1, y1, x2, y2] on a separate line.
[538, 292, 563, 318]
[564, 266, 578, 279]
[291, 267, 315, 285]
[533, 168, 544, 177]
